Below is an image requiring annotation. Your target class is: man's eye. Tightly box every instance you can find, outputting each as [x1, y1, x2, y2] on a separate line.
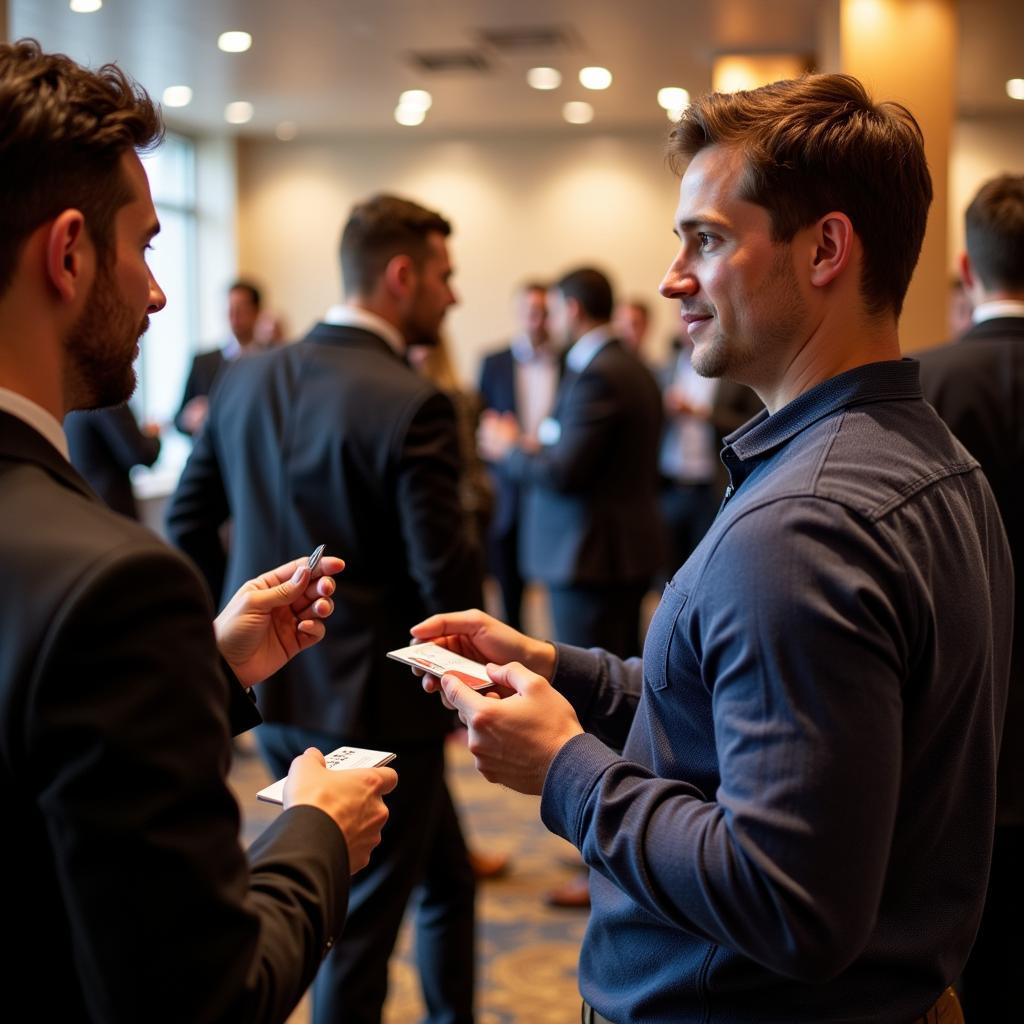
[697, 232, 714, 250]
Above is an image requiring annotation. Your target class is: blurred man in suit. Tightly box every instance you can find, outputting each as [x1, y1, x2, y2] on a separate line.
[167, 194, 482, 1024]
[479, 267, 662, 658]
[614, 298, 652, 362]
[477, 281, 558, 629]
[0, 39, 394, 1023]
[918, 173, 1024, 1021]
[174, 279, 262, 436]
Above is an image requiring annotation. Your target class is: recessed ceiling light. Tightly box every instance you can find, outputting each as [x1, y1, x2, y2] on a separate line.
[1007, 79, 1024, 100]
[395, 105, 426, 127]
[562, 101, 594, 125]
[218, 31, 252, 54]
[70, 0, 102, 12]
[657, 87, 690, 111]
[275, 121, 299, 141]
[399, 90, 432, 111]
[579, 66, 612, 91]
[224, 101, 254, 125]
[162, 85, 193, 109]
[527, 67, 562, 91]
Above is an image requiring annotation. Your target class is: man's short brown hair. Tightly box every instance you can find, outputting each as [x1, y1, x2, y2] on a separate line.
[0, 39, 162, 299]
[964, 174, 1024, 293]
[668, 73, 932, 318]
[340, 194, 451, 296]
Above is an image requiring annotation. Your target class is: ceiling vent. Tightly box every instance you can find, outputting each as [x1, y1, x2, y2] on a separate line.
[477, 25, 578, 52]
[408, 49, 491, 73]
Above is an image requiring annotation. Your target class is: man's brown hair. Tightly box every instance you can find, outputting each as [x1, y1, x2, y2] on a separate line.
[0, 39, 162, 299]
[340, 194, 451, 296]
[964, 174, 1024, 293]
[668, 73, 932, 318]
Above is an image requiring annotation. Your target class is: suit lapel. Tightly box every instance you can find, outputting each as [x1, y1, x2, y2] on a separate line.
[0, 410, 97, 502]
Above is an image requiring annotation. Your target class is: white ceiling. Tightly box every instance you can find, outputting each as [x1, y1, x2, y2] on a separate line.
[10, 0, 1024, 139]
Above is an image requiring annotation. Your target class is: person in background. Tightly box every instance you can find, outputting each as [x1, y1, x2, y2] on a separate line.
[918, 172, 1024, 1022]
[477, 281, 558, 630]
[614, 298, 652, 362]
[167, 193, 482, 1024]
[174, 279, 262, 436]
[0, 38, 394, 1024]
[65, 403, 162, 519]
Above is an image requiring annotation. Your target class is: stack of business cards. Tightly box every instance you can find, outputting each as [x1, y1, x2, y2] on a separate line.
[257, 746, 396, 805]
[386, 642, 493, 689]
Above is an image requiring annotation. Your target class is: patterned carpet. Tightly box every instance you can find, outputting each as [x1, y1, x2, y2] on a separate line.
[230, 733, 589, 1024]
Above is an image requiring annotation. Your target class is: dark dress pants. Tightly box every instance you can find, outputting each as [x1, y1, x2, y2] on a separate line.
[547, 581, 648, 660]
[257, 722, 476, 1024]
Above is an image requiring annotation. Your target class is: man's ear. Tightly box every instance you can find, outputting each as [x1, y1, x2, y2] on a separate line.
[45, 209, 92, 303]
[807, 212, 855, 290]
[958, 250, 975, 291]
[382, 252, 416, 300]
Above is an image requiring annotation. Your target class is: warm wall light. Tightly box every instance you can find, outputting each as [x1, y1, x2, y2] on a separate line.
[162, 86, 193, 108]
[1007, 79, 1024, 101]
[563, 101, 594, 124]
[399, 90, 432, 111]
[527, 67, 562, 90]
[70, 0, 102, 12]
[218, 31, 252, 53]
[395, 106, 426, 127]
[275, 121, 299, 141]
[224, 101, 254, 125]
[712, 54, 811, 94]
[579, 66, 612, 90]
[657, 87, 690, 111]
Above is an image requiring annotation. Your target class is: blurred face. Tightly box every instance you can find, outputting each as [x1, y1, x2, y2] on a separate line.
[659, 144, 806, 384]
[517, 287, 548, 345]
[402, 231, 457, 348]
[616, 304, 649, 353]
[66, 151, 166, 409]
[228, 287, 260, 344]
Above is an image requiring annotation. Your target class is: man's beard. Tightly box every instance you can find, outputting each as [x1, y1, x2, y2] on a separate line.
[65, 263, 148, 410]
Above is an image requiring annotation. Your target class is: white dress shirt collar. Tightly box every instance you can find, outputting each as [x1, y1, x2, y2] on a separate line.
[0, 386, 69, 461]
[565, 324, 613, 374]
[323, 304, 406, 356]
[972, 299, 1024, 325]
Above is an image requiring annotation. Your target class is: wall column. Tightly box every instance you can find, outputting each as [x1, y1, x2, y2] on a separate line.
[834, 0, 957, 350]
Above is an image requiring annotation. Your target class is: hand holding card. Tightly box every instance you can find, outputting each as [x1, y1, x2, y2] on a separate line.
[387, 642, 494, 689]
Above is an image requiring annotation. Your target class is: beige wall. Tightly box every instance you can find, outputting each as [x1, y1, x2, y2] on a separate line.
[237, 130, 684, 385]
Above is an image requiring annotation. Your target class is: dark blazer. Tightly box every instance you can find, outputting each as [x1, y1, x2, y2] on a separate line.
[0, 410, 349, 1023]
[478, 346, 520, 538]
[175, 347, 226, 435]
[65, 404, 161, 518]
[503, 338, 664, 586]
[918, 316, 1024, 824]
[166, 322, 483, 743]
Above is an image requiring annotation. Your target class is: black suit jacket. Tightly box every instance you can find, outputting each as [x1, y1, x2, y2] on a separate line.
[502, 338, 664, 586]
[175, 347, 227, 435]
[65, 404, 161, 518]
[918, 316, 1024, 824]
[0, 410, 349, 1022]
[166, 322, 483, 743]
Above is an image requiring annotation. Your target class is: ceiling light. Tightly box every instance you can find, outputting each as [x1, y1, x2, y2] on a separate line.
[162, 85, 193, 108]
[579, 66, 612, 91]
[657, 87, 690, 111]
[218, 31, 252, 54]
[275, 121, 299, 141]
[395, 106, 426, 127]
[224, 101, 254, 125]
[562, 101, 594, 125]
[70, 0, 102, 12]
[527, 67, 562, 91]
[399, 89, 432, 111]
[1007, 79, 1024, 100]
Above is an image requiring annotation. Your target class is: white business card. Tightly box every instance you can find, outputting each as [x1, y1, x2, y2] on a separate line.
[386, 642, 493, 689]
[257, 746, 396, 806]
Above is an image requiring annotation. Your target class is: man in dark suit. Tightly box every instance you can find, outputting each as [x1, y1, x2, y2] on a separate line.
[479, 267, 662, 659]
[0, 40, 394, 1023]
[174, 279, 262, 436]
[918, 173, 1024, 1021]
[65, 403, 162, 518]
[477, 281, 559, 629]
[167, 194, 482, 1024]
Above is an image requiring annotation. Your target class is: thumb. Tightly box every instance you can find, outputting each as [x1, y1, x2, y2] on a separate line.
[254, 564, 310, 611]
[440, 672, 489, 718]
[485, 660, 543, 694]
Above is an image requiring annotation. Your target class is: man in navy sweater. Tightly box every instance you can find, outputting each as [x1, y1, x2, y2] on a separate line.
[412, 75, 1011, 1023]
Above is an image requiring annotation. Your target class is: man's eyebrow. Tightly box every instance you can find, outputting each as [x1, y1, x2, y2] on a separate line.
[676, 215, 730, 233]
